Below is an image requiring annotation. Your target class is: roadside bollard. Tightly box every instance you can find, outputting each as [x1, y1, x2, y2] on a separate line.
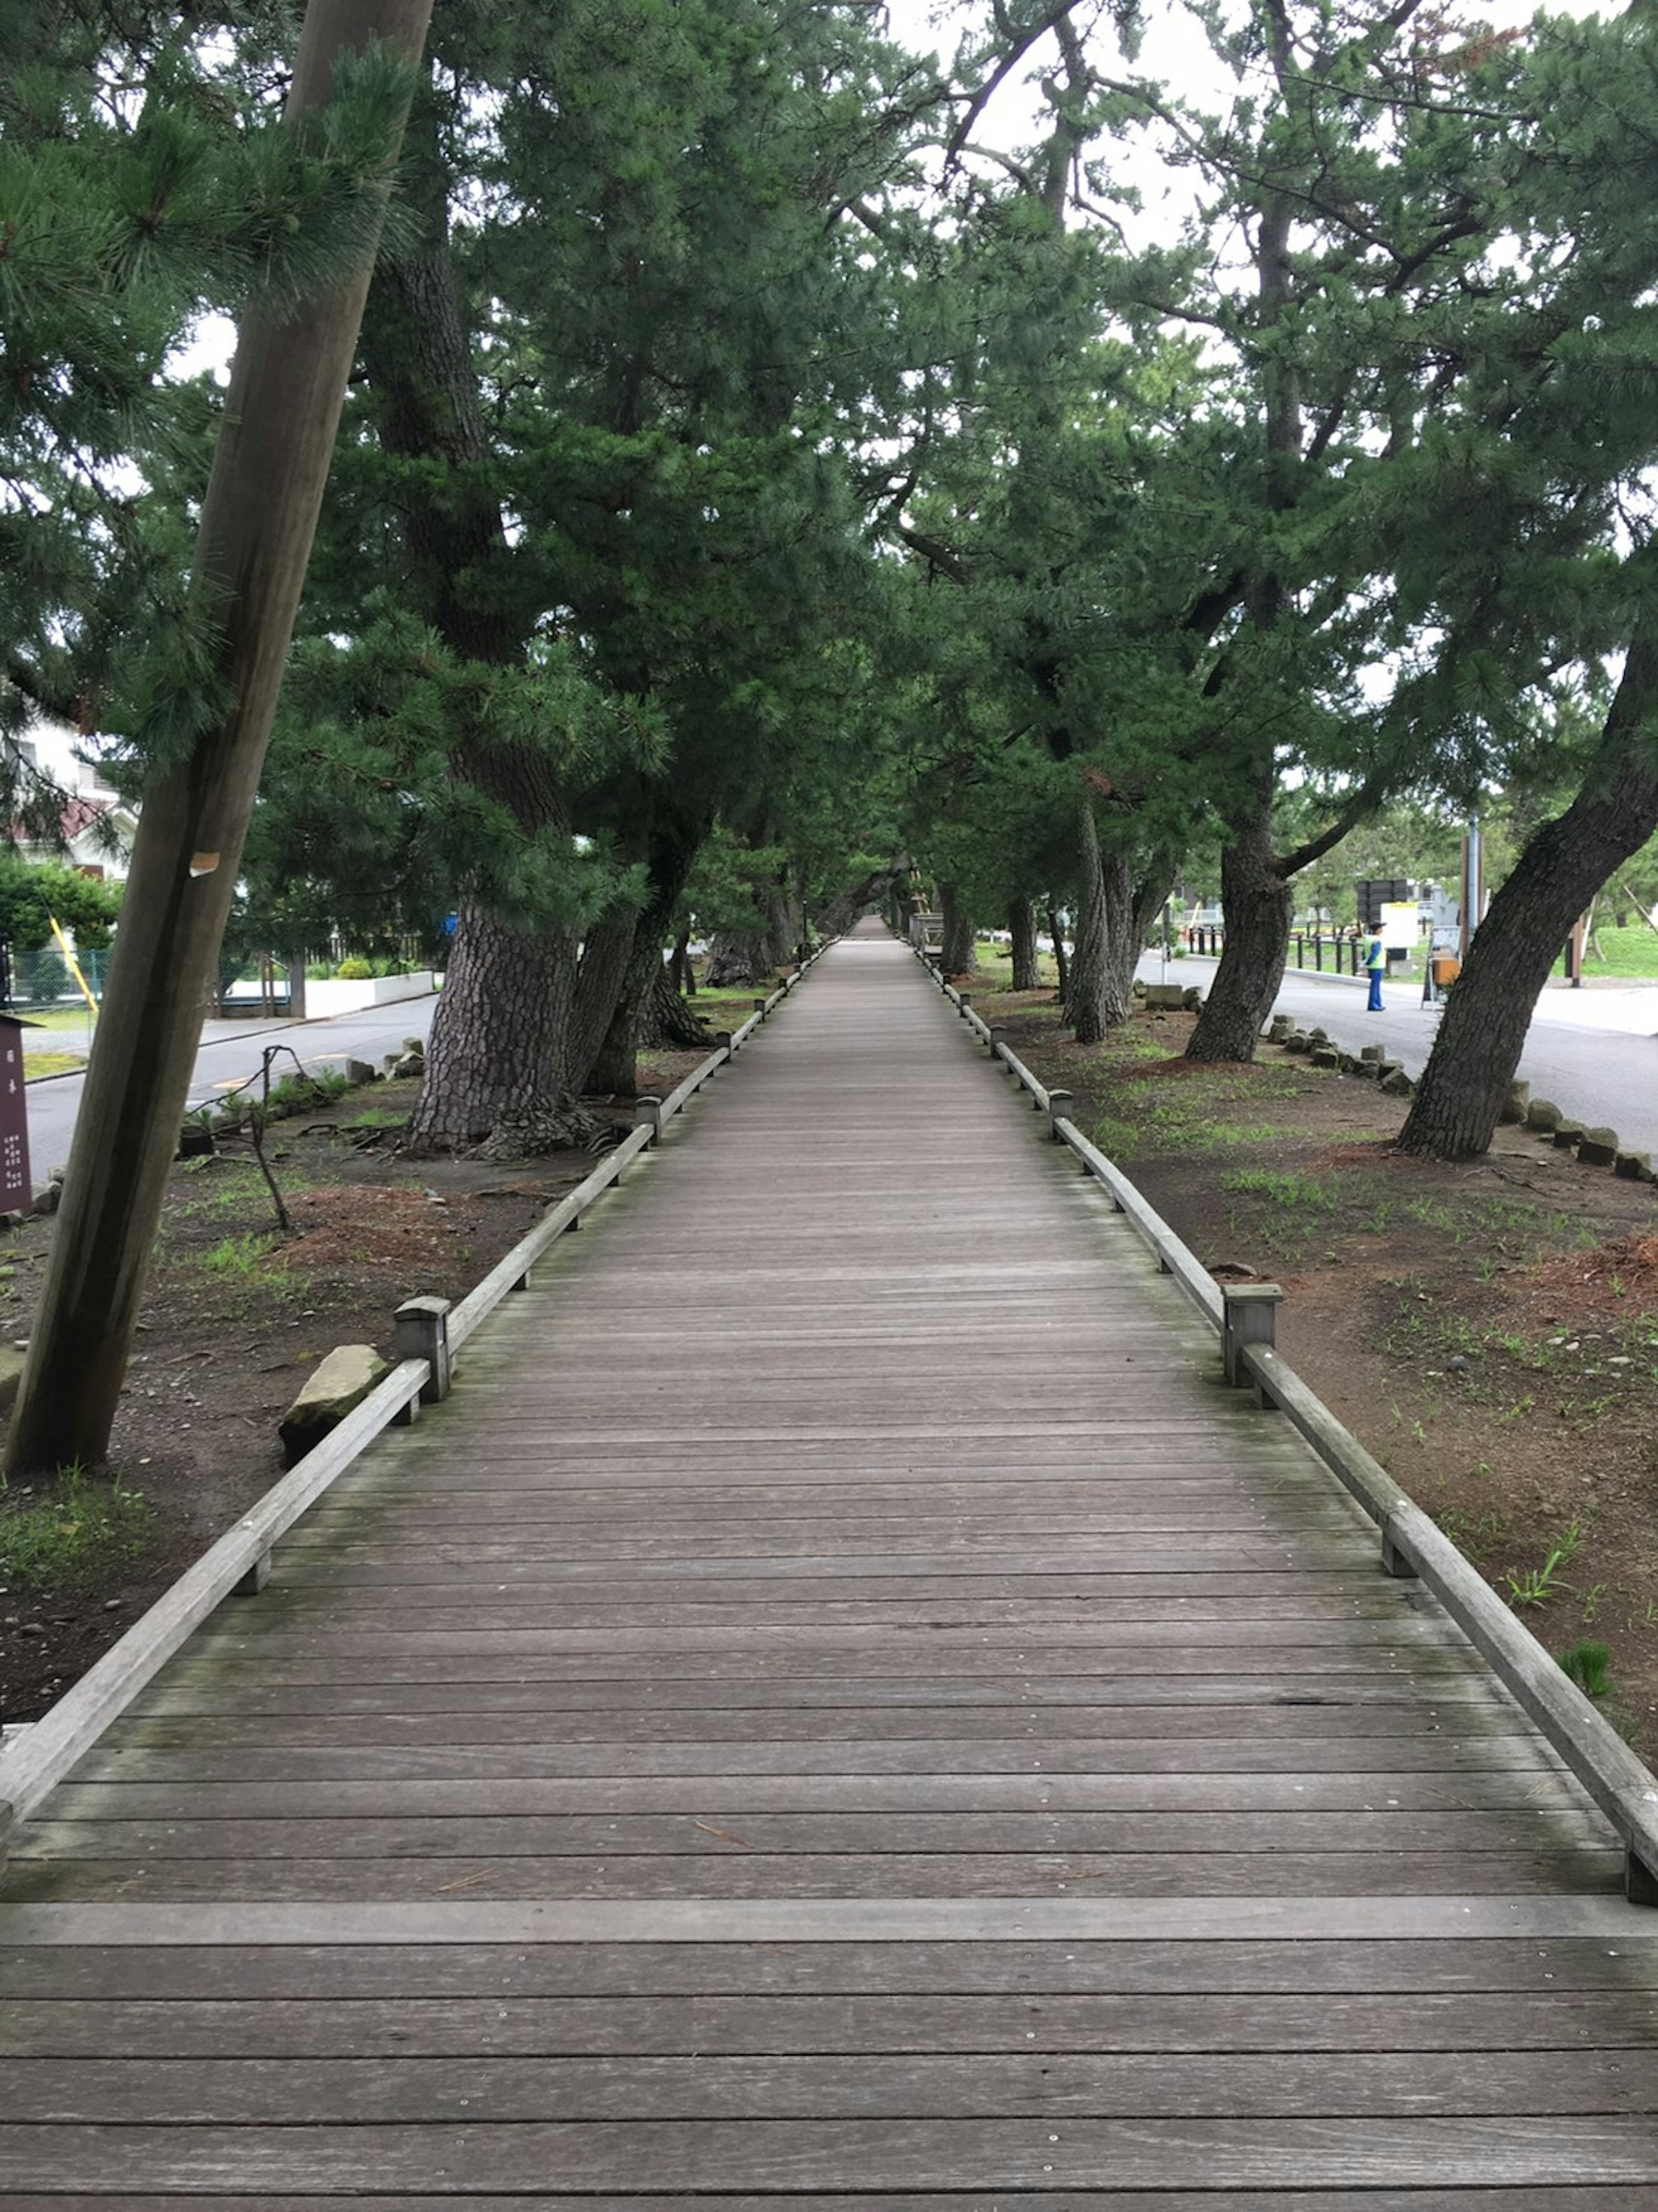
[1221, 1282, 1283, 1389]
[1047, 1087, 1073, 1140]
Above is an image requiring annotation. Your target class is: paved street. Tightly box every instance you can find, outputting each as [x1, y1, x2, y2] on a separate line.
[1142, 954, 1658, 1156]
[22, 994, 439, 1178]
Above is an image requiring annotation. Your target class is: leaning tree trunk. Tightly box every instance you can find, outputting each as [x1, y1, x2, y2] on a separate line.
[3, 0, 435, 1480]
[408, 906, 587, 1154]
[940, 882, 976, 977]
[641, 962, 716, 1049]
[1399, 622, 1658, 1159]
[671, 926, 695, 993]
[1008, 897, 1041, 991]
[1185, 799, 1294, 1063]
[568, 899, 641, 1097]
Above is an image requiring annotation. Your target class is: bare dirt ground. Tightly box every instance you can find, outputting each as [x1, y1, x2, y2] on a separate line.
[0, 1047, 712, 1727]
[971, 971, 1658, 1758]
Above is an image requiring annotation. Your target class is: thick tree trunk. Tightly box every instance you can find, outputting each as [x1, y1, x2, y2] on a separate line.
[1399, 624, 1658, 1159]
[3, 0, 434, 1478]
[407, 907, 588, 1155]
[641, 963, 716, 1049]
[940, 882, 976, 977]
[1184, 798, 1294, 1063]
[1046, 903, 1069, 1007]
[1068, 803, 1134, 1043]
[704, 931, 775, 987]
[1009, 897, 1041, 991]
[359, 85, 579, 1154]
[568, 901, 641, 1099]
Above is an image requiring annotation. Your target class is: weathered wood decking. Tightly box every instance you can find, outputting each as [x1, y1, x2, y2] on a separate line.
[4, 920, 1658, 2203]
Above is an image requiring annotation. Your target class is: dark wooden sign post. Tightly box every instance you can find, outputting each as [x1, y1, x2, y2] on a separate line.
[0, 1014, 40, 1213]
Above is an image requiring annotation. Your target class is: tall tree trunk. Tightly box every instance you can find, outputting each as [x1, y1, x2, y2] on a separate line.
[409, 906, 582, 1154]
[671, 926, 695, 994]
[1068, 802, 1134, 1043]
[940, 881, 976, 977]
[360, 80, 579, 1153]
[1046, 903, 1069, 1007]
[1399, 623, 1658, 1159]
[4, 0, 433, 1479]
[582, 818, 707, 1095]
[1185, 789, 1294, 1063]
[1008, 896, 1040, 990]
[568, 900, 642, 1100]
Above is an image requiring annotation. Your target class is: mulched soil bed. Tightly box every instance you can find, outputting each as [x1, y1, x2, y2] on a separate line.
[969, 974, 1658, 1761]
[0, 1051, 711, 1727]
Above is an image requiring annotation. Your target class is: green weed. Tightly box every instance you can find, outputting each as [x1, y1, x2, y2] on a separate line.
[1557, 1640, 1614, 1699]
[1504, 1521, 1581, 1608]
[0, 1464, 152, 1590]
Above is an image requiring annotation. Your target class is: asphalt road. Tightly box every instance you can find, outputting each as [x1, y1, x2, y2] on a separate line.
[1142, 953, 1658, 1157]
[23, 994, 440, 1179]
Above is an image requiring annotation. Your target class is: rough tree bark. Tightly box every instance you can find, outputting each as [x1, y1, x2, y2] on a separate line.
[4, 0, 434, 1478]
[580, 816, 708, 1096]
[640, 963, 716, 1049]
[704, 932, 777, 987]
[1068, 802, 1138, 1043]
[1183, 791, 1294, 1063]
[358, 83, 586, 1154]
[940, 882, 976, 977]
[1008, 896, 1041, 990]
[1399, 621, 1658, 1159]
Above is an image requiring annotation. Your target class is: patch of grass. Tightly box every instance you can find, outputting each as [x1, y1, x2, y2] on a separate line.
[23, 1050, 85, 1079]
[0, 1464, 152, 1591]
[198, 1230, 289, 1285]
[1220, 1168, 1342, 1213]
[171, 1160, 320, 1225]
[343, 1106, 406, 1130]
[1557, 1639, 1614, 1699]
[1437, 1504, 1515, 1561]
[1569, 920, 1658, 982]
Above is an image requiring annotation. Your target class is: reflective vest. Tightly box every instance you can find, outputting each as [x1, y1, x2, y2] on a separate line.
[1364, 935, 1385, 972]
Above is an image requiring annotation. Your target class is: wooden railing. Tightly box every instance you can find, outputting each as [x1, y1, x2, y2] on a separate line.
[908, 933, 1658, 1904]
[0, 941, 837, 1852]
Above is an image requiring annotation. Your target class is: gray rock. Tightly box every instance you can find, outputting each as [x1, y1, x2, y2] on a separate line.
[1380, 1068, 1414, 1096]
[1577, 1126, 1620, 1167]
[1268, 1015, 1294, 1043]
[401, 1038, 427, 1057]
[1284, 1031, 1313, 1054]
[1526, 1098, 1562, 1132]
[1360, 1043, 1386, 1063]
[390, 1053, 426, 1081]
[1552, 1123, 1585, 1151]
[1143, 983, 1185, 1010]
[1615, 1150, 1655, 1182]
[1181, 987, 1203, 1011]
[0, 1343, 25, 1414]
[31, 1182, 60, 1217]
[279, 1345, 391, 1469]
[1311, 1046, 1342, 1070]
[1309, 1027, 1330, 1045]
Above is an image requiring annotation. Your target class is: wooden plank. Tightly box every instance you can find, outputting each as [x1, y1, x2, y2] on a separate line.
[7, 1933, 1657, 2002]
[48, 1768, 1591, 1820]
[4, 2114, 1658, 2193]
[0, 1358, 430, 1843]
[0, 1850, 1624, 1903]
[9, 2047, 1658, 2123]
[2, 1893, 1649, 1944]
[9, 1987, 1658, 2060]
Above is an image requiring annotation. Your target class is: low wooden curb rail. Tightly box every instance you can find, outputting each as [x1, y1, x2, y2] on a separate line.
[0, 940, 836, 1859]
[909, 932, 1658, 1905]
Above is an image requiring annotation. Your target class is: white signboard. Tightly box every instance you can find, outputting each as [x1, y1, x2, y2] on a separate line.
[1380, 900, 1418, 951]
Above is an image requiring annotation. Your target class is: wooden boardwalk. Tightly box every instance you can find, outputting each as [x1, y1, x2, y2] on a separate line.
[4, 919, 1658, 2204]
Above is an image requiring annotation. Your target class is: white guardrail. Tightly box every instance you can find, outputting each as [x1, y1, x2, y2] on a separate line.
[0, 941, 838, 1851]
[907, 932, 1658, 1904]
